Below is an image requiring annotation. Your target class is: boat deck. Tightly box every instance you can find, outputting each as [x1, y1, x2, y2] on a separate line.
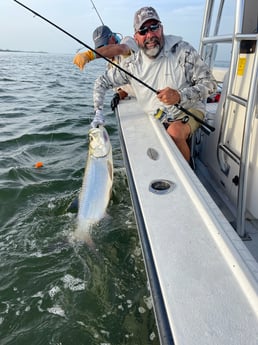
[116, 97, 258, 345]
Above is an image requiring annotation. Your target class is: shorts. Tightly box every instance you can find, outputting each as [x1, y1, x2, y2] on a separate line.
[175, 108, 204, 135]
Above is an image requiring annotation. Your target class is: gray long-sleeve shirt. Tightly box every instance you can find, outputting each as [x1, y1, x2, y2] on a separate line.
[93, 35, 217, 118]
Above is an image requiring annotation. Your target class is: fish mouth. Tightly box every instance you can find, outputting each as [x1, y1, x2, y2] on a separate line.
[89, 127, 111, 158]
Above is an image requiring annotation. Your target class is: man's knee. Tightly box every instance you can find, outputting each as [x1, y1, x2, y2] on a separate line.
[166, 122, 190, 141]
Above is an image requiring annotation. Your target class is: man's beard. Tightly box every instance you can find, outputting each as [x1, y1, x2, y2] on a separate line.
[142, 38, 162, 58]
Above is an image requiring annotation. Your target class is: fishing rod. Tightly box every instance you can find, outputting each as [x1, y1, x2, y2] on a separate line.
[13, 0, 215, 133]
[90, 0, 104, 25]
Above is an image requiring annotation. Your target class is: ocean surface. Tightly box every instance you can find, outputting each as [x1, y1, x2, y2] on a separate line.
[0, 52, 160, 345]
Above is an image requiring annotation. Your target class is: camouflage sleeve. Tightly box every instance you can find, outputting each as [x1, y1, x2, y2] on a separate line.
[177, 42, 217, 108]
[93, 66, 129, 111]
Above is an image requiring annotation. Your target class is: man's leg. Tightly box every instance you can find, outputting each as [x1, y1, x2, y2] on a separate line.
[166, 109, 204, 162]
[166, 121, 191, 161]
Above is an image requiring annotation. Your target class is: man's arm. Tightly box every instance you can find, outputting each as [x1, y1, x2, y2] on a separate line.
[93, 67, 130, 111]
[73, 44, 131, 70]
[90, 68, 129, 127]
[176, 42, 217, 108]
[96, 44, 131, 58]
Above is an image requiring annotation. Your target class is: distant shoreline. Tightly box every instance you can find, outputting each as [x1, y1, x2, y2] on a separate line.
[0, 49, 47, 54]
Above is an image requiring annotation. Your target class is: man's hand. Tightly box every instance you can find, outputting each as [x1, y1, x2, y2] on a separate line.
[73, 50, 96, 70]
[110, 93, 120, 111]
[157, 87, 181, 105]
[117, 88, 128, 100]
[90, 109, 105, 128]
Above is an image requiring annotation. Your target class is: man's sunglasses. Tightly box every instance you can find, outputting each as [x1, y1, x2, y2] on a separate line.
[138, 23, 161, 36]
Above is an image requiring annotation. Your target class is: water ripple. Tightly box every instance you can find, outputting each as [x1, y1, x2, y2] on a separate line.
[0, 52, 160, 345]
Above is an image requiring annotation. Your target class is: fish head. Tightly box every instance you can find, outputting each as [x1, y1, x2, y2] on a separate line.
[88, 126, 111, 158]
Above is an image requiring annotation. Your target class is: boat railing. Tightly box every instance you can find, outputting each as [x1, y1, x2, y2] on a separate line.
[236, 38, 258, 237]
[217, 33, 258, 176]
[199, 0, 258, 238]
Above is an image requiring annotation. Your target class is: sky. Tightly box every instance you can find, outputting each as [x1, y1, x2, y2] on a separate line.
[0, 0, 208, 54]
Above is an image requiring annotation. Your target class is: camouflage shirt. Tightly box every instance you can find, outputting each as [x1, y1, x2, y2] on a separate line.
[93, 35, 217, 118]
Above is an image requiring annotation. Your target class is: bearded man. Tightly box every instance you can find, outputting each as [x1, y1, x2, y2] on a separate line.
[92, 6, 217, 161]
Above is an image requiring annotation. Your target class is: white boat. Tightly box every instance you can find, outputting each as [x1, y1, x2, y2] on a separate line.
[115, 1, 258, 344]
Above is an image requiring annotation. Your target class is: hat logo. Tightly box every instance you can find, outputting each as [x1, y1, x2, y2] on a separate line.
[134, 6, 160, 31]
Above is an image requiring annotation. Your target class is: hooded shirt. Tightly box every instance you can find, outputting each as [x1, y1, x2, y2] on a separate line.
[93, 35, 217, 118]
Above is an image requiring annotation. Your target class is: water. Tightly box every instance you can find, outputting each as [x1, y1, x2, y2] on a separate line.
[0, 52, 160, 345]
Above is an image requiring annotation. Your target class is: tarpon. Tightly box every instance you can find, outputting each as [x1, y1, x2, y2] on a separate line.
[74, 126, 113, 243]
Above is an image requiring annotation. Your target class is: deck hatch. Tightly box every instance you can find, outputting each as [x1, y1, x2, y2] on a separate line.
[149, 179, 175, 194]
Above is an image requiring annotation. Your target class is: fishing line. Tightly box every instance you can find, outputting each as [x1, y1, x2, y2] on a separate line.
[13, 0, 215, 133]
[77, 1, 104, 55]
[34, 113, 57, 168]
[90, 0, 105, 25]
[45, 126, 55, 156]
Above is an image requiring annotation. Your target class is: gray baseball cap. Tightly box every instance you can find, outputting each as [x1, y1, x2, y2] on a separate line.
[134, 7, 160, 32]
[93, 25, 113, 48]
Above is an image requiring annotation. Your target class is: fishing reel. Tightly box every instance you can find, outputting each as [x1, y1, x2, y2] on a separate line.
[154, 108, 189, 125]
[154, 108, 168, 123]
